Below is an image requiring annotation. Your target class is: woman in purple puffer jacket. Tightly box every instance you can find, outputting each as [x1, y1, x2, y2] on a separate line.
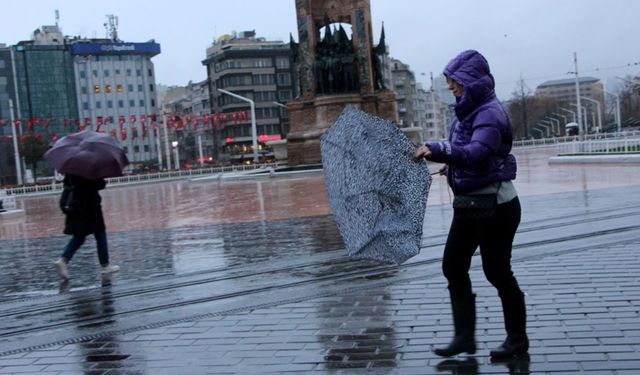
[414, 50, 528, 360]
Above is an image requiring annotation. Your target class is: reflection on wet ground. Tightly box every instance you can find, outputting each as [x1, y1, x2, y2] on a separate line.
[1, 146, 640, 374]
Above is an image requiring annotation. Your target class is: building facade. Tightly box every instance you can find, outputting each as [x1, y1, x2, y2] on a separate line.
[12, 26, 78, 139]
[0, 45, 19, 185]
[536, 77, 605, 132]
[202, 31, 295, 165]
[390, 58, 416, 128]
[71, 40, 161, 164]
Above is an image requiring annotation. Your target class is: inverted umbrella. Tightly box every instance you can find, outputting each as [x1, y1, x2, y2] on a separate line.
[320, 105, 432, 265]
[44, 130, 129, 180]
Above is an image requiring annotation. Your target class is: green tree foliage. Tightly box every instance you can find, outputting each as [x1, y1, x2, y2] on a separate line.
[18, 132, 49, 182]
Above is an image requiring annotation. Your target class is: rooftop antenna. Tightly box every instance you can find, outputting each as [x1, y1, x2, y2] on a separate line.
[105, 14, 119, 41]
[55, 9, 60, 27]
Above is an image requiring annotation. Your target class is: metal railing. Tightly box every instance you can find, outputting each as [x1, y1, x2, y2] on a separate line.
[557, 137, 640, 155]
[2, 163, 279, 197]
[513, 130, 640, 149]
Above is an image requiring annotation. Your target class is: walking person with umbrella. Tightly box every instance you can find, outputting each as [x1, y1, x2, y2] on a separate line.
[55, 174, 119, 280]
[414, 50, 528, 360]
[45, 130, 129, 280]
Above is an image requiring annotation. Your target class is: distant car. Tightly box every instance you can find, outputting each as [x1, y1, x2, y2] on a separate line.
[566, 122, 579, 136]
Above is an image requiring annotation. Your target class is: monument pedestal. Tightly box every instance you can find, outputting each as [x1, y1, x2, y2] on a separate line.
[287, 90, 398, 165]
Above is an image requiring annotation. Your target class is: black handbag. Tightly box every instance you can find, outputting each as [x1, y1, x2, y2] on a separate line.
[453, 193, 497, 221]
[59, 187, 76, 214]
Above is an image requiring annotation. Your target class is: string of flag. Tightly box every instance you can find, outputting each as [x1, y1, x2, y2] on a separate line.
[0, 111, 251, 143]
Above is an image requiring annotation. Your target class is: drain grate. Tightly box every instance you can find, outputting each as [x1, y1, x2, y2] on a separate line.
[85, 354, 130, 362]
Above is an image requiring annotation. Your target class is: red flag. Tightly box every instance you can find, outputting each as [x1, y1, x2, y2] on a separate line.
[119, 116, 126, 126]
[130, 115, 136, 125]
[193, 115, 199, 130]
[119, 121, 127, 140]
[96, 117, 104, 132]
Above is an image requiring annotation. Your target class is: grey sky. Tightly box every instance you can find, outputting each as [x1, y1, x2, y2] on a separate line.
[2, 0, 638, 100]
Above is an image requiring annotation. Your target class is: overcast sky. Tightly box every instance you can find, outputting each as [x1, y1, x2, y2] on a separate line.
[2, 0, 638, 100]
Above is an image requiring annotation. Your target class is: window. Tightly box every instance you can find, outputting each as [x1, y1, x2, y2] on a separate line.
[128, 84, 134, 92]
[144, 145, 150, 152]
[118, 100, 124, 108]
[151, 99, 156, 107]
[149, 84, 154, 92]
[116, 84, 123, 93]
[136, 69, 142, 77]
[82, 102, 89, 110]
[278, 90, 292, 101]
[126, 69, 132, 76]
[96, 101, 102, 109]
[107, 100, 113, 108]
[92, 69, 98, 77]
[137, 84, 143, 92]
[129, 99, 135, 107]
[139, 99, 145, 107]
[104, 70, 110, 77]
[81, 87, 87, 95]
[277, 73, 291, 85]
[94, 85, 100, 93]
[115, 69, 121, 75]
[276, 57, 290, 69]
[134, 145, 140, 153]
[105, 85, 112, 93]
[148, 68, 153, 77]
[79, 70, 86, 79]
[0, 59, 5, 69]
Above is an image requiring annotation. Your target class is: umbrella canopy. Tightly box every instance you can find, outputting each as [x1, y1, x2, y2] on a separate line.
[44, 130, 129, 180]
[320, 105, 432, 265]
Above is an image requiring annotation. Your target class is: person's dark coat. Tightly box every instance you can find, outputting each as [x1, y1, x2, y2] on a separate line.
[62, 174, 106, 236]
[426, 50, 517, 194]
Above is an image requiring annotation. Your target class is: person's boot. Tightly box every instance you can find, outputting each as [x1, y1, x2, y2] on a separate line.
[491, 290, 529, 360]
[434, 293, 476, 357]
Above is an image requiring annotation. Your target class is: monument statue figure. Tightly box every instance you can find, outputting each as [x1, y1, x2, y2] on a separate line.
[286, 0, 398, 165]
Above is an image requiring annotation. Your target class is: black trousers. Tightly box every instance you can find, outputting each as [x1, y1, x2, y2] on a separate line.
[442, 196, 522, 298]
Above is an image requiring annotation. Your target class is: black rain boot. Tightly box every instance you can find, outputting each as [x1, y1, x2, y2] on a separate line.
[491, 290, 529, 360]
[434, 293, 476, 357]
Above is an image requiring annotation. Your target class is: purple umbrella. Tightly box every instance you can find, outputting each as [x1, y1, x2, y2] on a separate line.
[44, 130, 129, 180]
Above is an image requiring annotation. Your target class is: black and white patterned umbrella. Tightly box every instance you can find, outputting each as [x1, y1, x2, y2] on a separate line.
[320, 105, 432, 264]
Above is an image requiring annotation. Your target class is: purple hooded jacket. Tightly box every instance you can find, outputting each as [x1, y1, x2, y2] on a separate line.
[426, 50, 517, 195]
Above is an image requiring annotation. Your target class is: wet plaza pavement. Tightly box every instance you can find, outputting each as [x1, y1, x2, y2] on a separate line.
[1, 146, 640, 374]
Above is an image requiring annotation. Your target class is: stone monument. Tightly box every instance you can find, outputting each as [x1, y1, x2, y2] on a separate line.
[286, 0, 398, 165]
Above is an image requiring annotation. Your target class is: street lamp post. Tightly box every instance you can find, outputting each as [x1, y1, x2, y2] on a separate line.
[580, 96, 602, 133]
[604, 90, 622, 133]
[219, 89, 258, 164]
[572, 52, 584, 139]
[568, 103, 589, 131]
[551, 112, 567, 125]
[544, 117, 560, 136]
[9, 99, 22, 185]
[537, 122, 552, 137]
[172, 141, 180, 170]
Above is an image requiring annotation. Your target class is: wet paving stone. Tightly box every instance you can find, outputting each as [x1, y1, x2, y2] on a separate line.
[2, 147, 640, 373]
